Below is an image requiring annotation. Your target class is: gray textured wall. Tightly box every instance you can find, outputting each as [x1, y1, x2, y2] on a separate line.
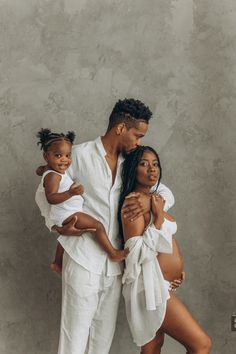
[0, 0, 235, 353]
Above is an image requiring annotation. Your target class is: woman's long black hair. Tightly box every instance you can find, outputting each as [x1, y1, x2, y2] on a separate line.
[118, 146, 162, 240]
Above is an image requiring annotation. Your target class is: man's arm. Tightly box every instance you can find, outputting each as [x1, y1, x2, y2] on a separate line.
[122, 192, 151, 221]
[122, 183, 174, 221]
[51, 215, 96, 236]
[36, 165, 48, 176]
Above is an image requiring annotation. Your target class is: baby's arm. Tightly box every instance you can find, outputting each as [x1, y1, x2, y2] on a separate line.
[44, 172, 84, 205]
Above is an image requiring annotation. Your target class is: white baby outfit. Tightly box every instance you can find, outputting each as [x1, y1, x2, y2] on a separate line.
[122, 218, 177, 347]
[35, 170, 84, 227]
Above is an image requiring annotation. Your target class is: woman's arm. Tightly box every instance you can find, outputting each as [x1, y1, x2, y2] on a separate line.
[155, 183, 175, 211]
[151, 195, 165, 229]
[121, 193, 151, 221]
[121, 212, 145, 242]
[121, 183, 175, 222]
[44, 172, 84, 204]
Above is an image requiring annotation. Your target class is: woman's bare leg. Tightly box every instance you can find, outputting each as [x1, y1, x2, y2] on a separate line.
[64, 212, 128, 262]
[141, 331, 165, 354]
[161, 292, 212, 354]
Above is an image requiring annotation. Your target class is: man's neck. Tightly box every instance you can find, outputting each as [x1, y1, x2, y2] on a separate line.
[101, 133, 120, 160]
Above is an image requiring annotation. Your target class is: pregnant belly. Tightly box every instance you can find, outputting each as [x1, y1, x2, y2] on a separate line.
[157, 238, 184, 281]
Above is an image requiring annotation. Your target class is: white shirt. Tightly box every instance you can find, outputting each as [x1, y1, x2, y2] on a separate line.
[122, 219, 175, 346]
[45, 137, 175, 276]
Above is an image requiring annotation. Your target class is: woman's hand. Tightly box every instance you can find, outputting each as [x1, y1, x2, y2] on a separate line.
[169, 271, 186, 291]
[151, 194, 165, 218]
[52, 215, 96, 236]
[151, 195, 165, 229]
[122, 192, 151, 221]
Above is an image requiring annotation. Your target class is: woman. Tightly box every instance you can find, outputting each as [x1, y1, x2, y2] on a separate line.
[119, 146, 212, 354]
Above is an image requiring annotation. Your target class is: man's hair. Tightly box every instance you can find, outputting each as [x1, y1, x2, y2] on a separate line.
[117, 145, 162, 240]
[107, 98, 152, 130]
[36, 128, 75, 152]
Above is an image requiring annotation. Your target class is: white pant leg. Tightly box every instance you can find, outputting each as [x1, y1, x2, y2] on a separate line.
[86, 272, 122, 354]
[58, 252, 101, 354]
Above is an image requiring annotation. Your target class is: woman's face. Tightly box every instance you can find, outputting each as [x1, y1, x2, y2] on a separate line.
[136, 150, 160, 188]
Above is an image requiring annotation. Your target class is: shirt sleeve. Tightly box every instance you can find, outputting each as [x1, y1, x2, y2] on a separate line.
[156, 183, 175, 211]
[45, 217, 55, 232]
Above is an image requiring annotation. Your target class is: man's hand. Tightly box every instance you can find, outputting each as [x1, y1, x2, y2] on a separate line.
[169, 271, 186, 291]
[122, 192, 151, 221]
[36, 165, 48, 176]
[52, 215, 96, 236]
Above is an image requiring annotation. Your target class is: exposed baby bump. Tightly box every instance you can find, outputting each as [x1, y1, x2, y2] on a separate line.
[157, 238, 184, 281]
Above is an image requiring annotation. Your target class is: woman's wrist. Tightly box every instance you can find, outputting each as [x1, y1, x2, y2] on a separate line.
[154, 212, 164, 229]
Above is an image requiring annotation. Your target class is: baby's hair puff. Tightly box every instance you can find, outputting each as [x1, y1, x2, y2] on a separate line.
[37, 128, 76, 152]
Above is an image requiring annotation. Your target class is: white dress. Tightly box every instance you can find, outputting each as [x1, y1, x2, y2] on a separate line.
[122, 218, 177, 347]
[35, 170, 84, 227]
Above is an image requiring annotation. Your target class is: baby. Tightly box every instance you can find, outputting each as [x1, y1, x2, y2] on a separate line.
[35, 128, 128, 274]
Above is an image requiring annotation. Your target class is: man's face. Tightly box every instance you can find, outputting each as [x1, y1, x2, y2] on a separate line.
[120, 121, 149, 154]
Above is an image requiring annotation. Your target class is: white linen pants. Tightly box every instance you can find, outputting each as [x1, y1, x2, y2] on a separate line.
[58, 252, 122, 354]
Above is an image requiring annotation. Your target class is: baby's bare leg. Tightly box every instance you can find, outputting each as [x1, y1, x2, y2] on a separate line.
[64, 212, 128, 262]
[51, 242, 64, 275]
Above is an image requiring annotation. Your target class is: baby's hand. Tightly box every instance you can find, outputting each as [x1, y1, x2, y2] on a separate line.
[69, 183, 84, 196]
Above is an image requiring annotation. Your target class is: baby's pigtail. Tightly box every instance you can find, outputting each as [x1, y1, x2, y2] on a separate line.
[66, 131, 76, 144]
[36, 128, 52, 150]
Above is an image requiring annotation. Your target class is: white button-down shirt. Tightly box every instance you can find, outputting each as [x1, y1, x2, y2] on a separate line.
[50, 137, 174, 276]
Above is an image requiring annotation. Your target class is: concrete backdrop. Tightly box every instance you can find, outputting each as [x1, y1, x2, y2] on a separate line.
[0, 0, 235, 353]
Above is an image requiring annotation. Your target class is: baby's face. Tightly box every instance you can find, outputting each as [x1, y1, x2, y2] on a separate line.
[44, 140, 72, 174]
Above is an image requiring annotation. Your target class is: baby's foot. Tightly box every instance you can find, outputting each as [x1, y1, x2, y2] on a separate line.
[50, 262, 62, 276]
[109, 248, 129, 263]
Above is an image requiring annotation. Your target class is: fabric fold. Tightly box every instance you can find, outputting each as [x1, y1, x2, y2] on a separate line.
[122, 219, 173, 346]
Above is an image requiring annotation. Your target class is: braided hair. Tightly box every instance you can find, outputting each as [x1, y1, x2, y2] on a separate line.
[118, 146, 162, 239]
[36, 128, 75, 152]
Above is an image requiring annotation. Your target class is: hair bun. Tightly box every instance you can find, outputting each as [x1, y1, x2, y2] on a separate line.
[66, 131, 76, 143]
[36, 128, 52, 149]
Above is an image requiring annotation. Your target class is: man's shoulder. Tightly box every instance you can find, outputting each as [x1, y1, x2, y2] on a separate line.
[72, 137, 99, 153]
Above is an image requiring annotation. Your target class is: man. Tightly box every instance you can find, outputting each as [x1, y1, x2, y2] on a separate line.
[42, 98, 174, 354]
